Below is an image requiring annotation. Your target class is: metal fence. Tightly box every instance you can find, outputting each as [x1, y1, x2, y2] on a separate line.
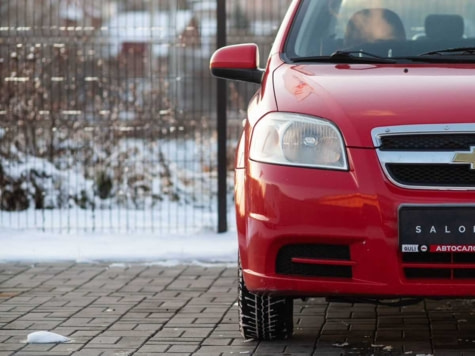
[0, 0, 292, 233]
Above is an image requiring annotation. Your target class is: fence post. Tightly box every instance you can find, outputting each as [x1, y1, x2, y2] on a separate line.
[217, 0, 228, 233]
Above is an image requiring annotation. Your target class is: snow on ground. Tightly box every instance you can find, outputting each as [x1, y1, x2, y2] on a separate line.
[0, 137, 238, 265]
[0, 227, 237, 264]
[0, 199, 237, 264]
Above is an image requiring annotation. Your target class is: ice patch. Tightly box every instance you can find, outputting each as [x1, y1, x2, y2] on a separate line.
[26, 331, 70, 344]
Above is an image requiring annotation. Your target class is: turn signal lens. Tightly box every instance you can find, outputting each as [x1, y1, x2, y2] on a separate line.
[250, 113, 348, 170]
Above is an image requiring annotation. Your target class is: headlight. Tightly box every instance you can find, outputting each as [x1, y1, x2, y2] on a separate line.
[250, 113, 348, 170]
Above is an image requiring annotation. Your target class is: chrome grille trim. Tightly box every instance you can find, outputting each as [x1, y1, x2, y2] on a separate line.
[378, 151, 457, 165]
[372, 124, 475, 147]
[372, 124, 475, 190]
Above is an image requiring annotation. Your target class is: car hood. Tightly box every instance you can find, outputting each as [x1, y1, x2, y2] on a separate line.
[273, 63, 475, 148]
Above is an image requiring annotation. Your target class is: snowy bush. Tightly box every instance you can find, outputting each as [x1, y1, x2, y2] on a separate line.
[0, 154, 95, 211]
[0, 135, 225, 212]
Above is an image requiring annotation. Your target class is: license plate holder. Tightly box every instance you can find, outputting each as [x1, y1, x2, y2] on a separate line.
[399, 205, 475, 253]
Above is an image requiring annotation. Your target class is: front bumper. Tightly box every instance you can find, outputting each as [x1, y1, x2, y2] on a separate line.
[238, 148, 475, 298]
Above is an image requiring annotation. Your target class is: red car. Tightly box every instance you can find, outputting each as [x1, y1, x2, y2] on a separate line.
[211, 0, 475, 340]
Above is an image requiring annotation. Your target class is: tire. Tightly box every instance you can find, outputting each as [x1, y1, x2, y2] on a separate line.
[238, 258, 294, 340]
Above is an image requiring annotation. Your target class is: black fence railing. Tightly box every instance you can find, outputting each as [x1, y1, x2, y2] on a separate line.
[0, 0, 292, 233]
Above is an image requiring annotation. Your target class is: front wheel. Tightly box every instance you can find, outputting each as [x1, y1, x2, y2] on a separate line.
[238, 259, 294, 340]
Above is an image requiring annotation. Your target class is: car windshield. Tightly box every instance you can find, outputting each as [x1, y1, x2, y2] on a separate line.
[285, 0, 475, 62]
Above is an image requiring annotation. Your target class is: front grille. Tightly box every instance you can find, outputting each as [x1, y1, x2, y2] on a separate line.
[373, 125, 475, 189]
[387, 164, 475, 187]
[276, 244, 352, 278]
[402, 253, 475, 280]
[380, 134, 475, 151]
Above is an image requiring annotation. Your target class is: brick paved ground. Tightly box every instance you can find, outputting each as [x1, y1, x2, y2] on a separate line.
[2, 264, 475, 355]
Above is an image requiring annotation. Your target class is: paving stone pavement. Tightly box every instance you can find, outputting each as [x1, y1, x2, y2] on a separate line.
[3, 263, 475, 356]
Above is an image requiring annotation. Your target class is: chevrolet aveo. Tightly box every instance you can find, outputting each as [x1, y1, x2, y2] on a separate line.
[210, 0, 475, 340]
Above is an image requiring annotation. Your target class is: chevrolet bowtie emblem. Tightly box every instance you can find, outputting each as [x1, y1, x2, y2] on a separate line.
[453, 147, 475, 169]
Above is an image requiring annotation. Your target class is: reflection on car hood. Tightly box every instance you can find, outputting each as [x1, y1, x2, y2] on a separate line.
[273, 63, 475, 148]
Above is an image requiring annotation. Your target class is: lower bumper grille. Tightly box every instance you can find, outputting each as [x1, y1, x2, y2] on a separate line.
[402, 253, 475, 280]
[276, 244, 353, 278]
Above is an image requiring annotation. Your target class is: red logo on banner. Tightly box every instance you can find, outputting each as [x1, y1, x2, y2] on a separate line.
[430, 245, 475, 253]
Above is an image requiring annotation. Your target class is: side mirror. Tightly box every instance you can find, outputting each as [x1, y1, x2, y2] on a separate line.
[210, 43, 264, 84]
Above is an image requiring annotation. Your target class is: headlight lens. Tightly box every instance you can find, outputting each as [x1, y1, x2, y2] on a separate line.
[250, 113, 348, 170]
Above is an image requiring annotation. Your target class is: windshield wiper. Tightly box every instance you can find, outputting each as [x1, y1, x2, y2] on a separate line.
[397, 47, 475, 63]
[419, 47, 475, 56]
[290, 50, 397, 64]
[331, 50, 397, 61]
